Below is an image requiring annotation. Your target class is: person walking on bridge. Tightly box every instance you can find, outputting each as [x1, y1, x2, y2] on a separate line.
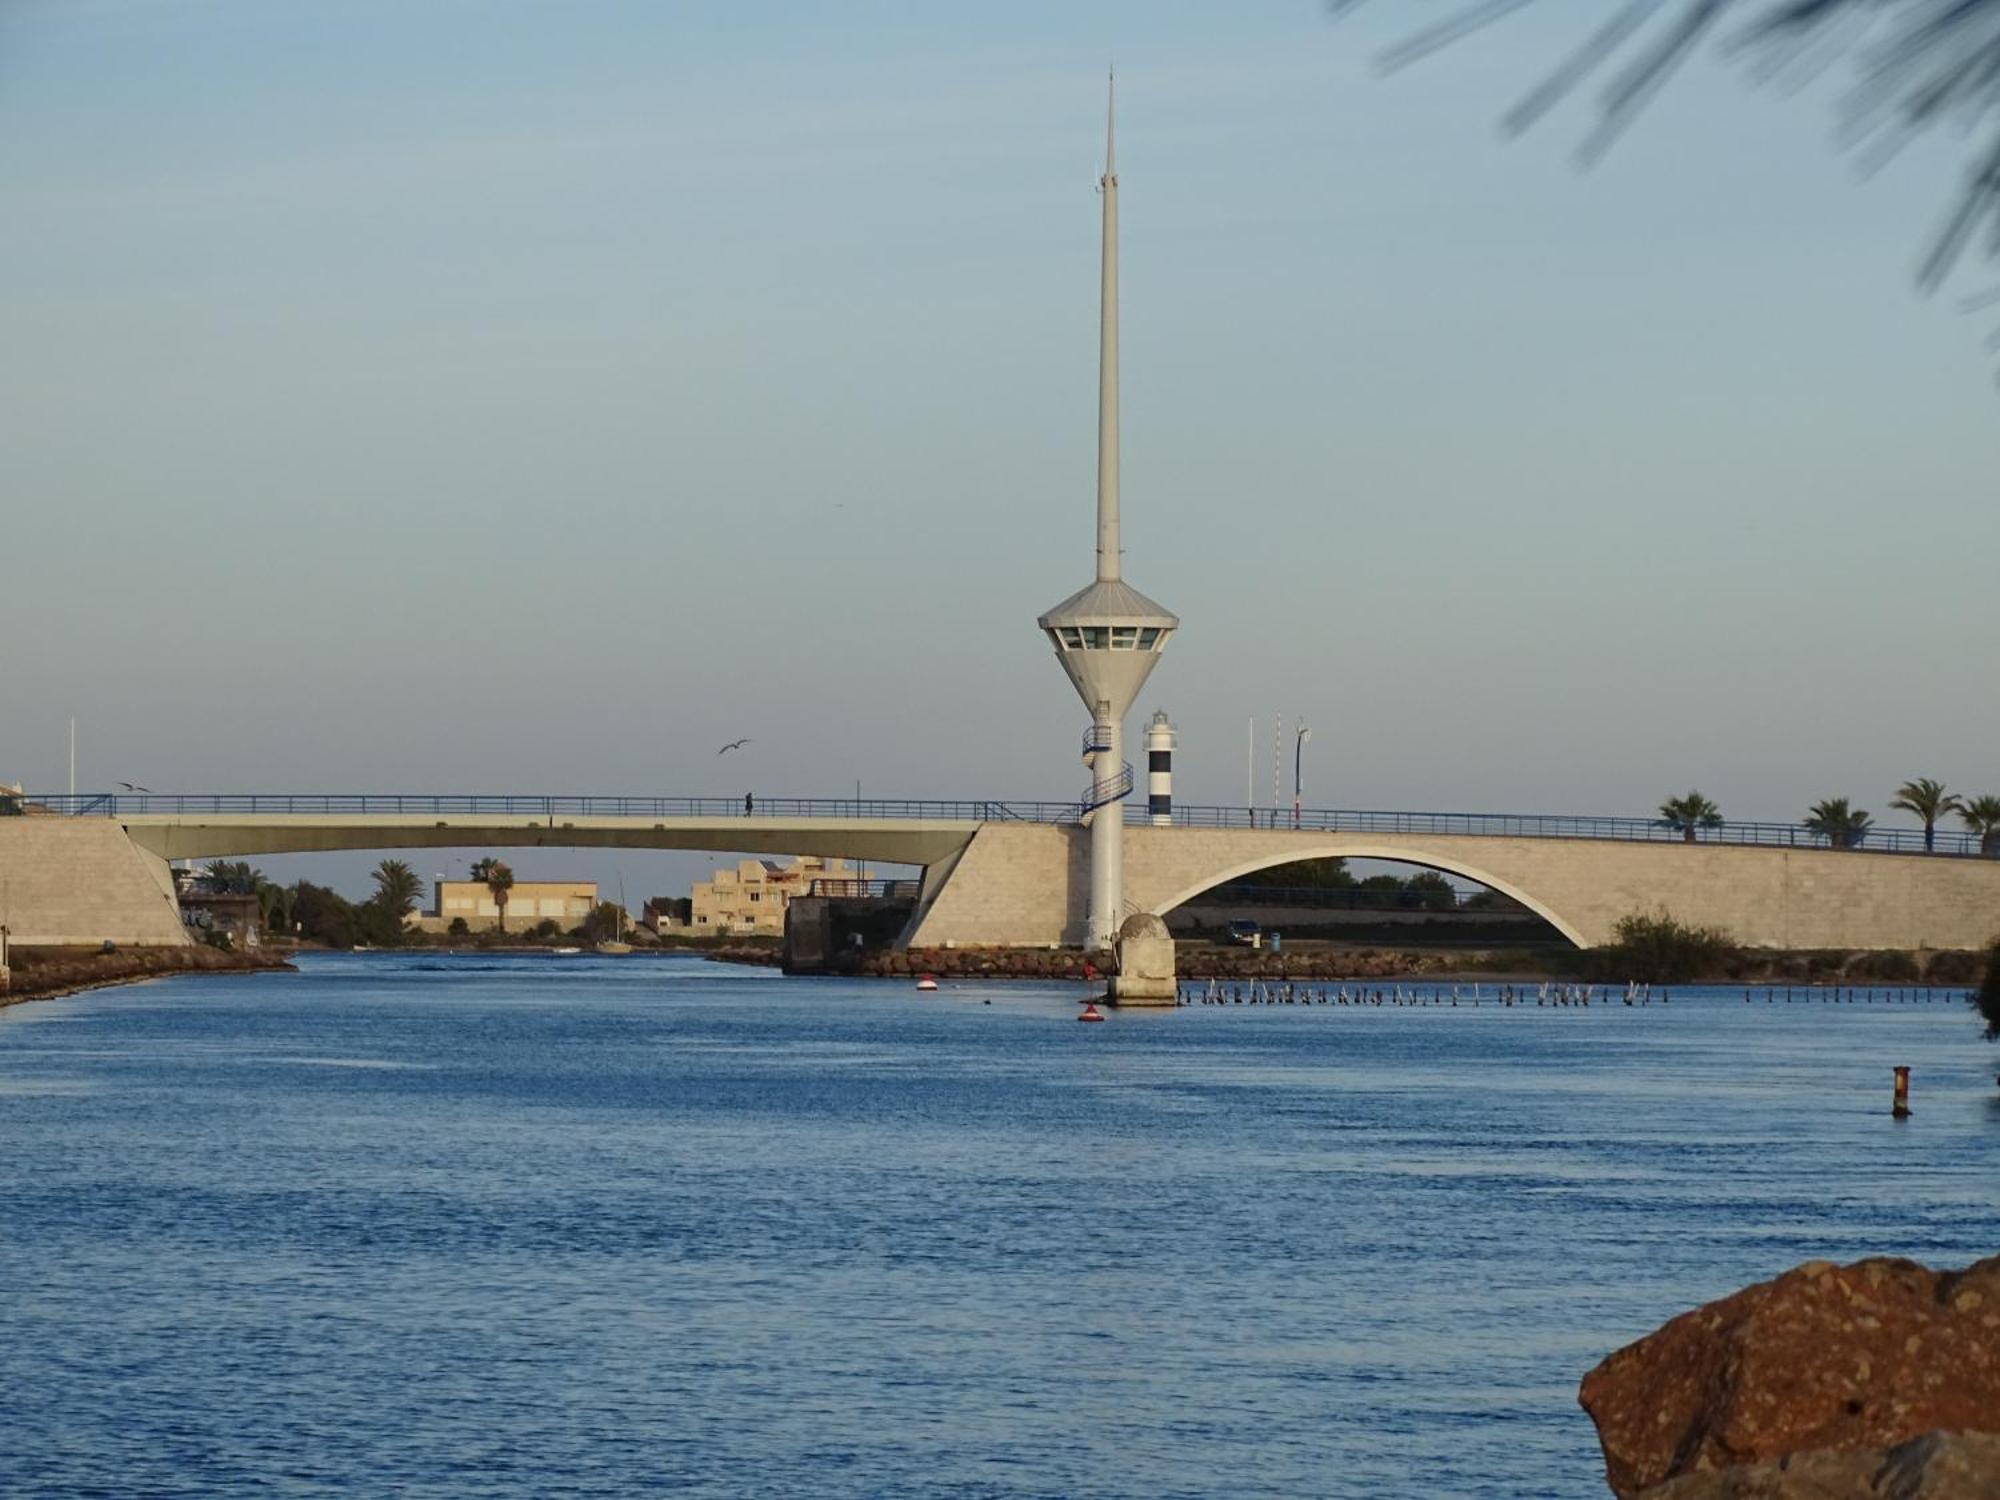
[744, 792, 754, 818]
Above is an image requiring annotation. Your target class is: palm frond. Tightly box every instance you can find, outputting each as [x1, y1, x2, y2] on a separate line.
[1354, 0, 2000, 293]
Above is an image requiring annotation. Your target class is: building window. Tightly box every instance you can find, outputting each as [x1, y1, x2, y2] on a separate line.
[749, 892, 760, 902]
[1110, 626, 1138, 649]
[1138, 627, 1160, 649]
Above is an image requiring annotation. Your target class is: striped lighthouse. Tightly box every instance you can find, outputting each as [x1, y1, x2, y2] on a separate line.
[1146, 710, 1176, 826]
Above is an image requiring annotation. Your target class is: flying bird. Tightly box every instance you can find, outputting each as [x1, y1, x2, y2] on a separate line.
[717, 738, 752, 756]
[117, 781, 152, 793]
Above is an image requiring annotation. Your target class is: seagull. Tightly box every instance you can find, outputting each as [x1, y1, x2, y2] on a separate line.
[117, 781, 152, 793]
[717, 738, 752, 756]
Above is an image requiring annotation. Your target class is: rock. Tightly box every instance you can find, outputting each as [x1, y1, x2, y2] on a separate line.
[1110, 912, 1176, 1004]
[1633, 1432, 2000, 1499]
[1582, 1256, 2000, 1498]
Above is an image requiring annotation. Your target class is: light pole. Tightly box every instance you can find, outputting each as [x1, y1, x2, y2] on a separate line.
[1293, 723, 1311, 829]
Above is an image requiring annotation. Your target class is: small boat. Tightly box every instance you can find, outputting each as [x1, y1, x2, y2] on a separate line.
[915, 975, 939, 992]
[552, 946, 582, 956]
[597, 941, 632, 955]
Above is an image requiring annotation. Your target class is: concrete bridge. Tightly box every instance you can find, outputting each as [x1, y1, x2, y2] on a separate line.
[2, 793, 1997, 951]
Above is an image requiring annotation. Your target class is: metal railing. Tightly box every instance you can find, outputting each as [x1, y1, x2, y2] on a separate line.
[1165, 804, 1993, 857]
[807, 879, 922, 900]
[1193, 882, 1529, 913]
[1073, 763, 1134, 822]
[18, 792, 1077, 822]
[18, 791, 1996, 858]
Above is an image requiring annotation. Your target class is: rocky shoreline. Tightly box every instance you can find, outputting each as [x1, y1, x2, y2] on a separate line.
[1, 944, 296, 1008]
[1582, 1254, 2000, 1498]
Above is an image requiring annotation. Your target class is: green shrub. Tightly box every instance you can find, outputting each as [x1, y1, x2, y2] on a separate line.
[1853, 950, 1920, 982]
[1596, 910, 1736, 984]
[1924, 949, 1981, 985]
[447, 917, 470, 936]
[1976, 941, 2000, 1042]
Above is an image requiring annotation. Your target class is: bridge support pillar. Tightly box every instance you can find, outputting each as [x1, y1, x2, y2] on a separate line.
[1109, 911, 1176, 1006]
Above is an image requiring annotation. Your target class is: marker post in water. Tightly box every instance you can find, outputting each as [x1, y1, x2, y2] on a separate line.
[1892, 1066, 1912, 1119]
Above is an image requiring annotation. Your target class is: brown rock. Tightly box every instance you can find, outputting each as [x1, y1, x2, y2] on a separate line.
[1634, 1431, 2000, 1499]
[1582, 1257, 2000, 1498]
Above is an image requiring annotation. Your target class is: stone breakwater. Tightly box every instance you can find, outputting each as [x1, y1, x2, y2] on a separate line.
[1581, 1255, 2000, 1498]
[843, 947, 1470, 981]
[2, 944, 295, 1007]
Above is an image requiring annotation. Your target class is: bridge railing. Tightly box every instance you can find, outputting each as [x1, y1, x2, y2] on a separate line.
[19, 793, 1077, 823]
[19, 792, 1992, 858]
[807, 879, 923, 900]
[1157, 803, 1990, 857]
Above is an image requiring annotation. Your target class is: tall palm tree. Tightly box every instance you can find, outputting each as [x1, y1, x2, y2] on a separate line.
[371, 859, 423, 917]
[469, 858, 514, 932]
[1804, 797, 1872, 850]
[1657, 790, 1724, 843]
[1960, 795, 2000, 859]
[1889, 778, 1962, 852]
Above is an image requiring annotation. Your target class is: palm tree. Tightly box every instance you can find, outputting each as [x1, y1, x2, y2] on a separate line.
[371, 859, 423, 917]
[1804, 797, 1873, 850]
[469, 858, 514, 932]
[205, 860, 264, 894]
[1889, 778, 1962, 852]
[1960, 795, 2000, 859]
[1656, 790, 1724, 843]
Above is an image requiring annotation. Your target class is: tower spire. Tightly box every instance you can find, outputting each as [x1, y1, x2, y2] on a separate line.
[1096, 69, 1120, 583]
[1037, 77, 1177, 962]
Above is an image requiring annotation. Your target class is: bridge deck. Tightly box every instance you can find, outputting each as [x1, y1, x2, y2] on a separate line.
[15, 794, 1990, 859]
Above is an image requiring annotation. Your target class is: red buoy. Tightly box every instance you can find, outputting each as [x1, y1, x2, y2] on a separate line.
[1078, 1002, 1105, 1023]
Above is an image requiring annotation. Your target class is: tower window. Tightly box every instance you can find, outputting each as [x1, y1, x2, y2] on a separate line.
[1110, 626, 1139, 649]
[1082, 627, 1108, 649]
[1137, 628, 1161, 649]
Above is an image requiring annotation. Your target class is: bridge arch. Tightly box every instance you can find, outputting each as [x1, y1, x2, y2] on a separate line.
[1145, 840, 1593, 949]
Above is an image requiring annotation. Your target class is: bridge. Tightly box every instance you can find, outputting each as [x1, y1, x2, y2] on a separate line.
[4, 793, 1997, 954]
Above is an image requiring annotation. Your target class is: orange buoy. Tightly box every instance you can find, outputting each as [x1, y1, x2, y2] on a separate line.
[1078, 1002, 1105, 1023]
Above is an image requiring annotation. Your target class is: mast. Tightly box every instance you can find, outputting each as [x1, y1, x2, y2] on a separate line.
[1096, 71, 1120, 584]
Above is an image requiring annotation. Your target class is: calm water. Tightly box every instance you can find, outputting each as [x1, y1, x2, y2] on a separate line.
[3, 954, 1996, 1498]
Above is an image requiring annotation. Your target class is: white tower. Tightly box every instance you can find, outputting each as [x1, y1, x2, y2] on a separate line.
[1038, 75, 1178, 953]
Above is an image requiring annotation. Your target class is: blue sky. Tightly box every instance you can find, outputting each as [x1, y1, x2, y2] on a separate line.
[2, 2, 1994, 896]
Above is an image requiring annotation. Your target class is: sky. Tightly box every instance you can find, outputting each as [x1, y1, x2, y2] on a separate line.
[2, 1, 1994, 898]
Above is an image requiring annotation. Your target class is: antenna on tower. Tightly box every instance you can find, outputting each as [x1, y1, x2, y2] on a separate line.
[1105, 66, 1116, 182]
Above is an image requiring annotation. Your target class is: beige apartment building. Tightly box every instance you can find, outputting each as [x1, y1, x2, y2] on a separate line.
[430, 879, 596, 933]
[690, 855, 855, 936]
